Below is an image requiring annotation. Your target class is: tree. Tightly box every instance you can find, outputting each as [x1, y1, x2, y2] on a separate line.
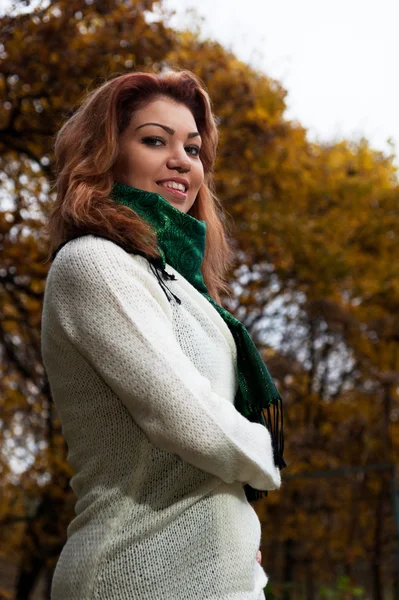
[0, 1, 398, 598]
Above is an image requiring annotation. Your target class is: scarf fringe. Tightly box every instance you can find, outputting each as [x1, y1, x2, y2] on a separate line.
[244, 394, 286, 503]
[149, 259, 182, 305]
[244, 485, 269, 503]
[263, 393, 286, 470]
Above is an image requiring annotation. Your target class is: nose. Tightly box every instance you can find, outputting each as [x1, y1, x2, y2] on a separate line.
[166, 146, 191, 173]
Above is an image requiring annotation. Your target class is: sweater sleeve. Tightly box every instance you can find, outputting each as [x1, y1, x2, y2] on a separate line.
[46, 237, 281, 491]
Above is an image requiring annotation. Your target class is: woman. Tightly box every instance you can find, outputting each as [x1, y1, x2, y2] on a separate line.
[41, 69, 286, 600]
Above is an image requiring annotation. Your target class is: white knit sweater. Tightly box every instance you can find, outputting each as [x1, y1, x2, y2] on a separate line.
[41, 234, 281, 600]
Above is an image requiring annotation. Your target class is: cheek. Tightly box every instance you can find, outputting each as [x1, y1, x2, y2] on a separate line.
[117, 142, 151, 176]
[115, 144, 134, 178]
[193, 162, 204, 190]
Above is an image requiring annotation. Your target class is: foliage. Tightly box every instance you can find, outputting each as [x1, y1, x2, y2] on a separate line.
[319, 575, 368, 600]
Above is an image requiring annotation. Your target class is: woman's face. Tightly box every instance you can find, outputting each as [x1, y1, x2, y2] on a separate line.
[114, 97, 204, 213]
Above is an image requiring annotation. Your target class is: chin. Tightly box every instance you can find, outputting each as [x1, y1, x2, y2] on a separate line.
[168, 201, 188, 213]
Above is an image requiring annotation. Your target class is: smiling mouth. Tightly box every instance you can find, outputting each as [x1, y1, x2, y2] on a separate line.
[157, 183, 188, 200]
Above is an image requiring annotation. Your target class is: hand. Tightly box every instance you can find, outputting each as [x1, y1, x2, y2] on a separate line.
[256, 550, 262, 564]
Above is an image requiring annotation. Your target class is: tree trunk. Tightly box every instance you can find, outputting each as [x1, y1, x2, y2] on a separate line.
[15, 553, 44, 600]
[371, 478, 387, 600]
[282, 537, 295, 600]
[14, 491, 68, 599]
[304, 558, 315, 600]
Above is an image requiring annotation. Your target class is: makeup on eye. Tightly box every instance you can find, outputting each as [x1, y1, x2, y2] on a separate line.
[141, 136, 201, 156]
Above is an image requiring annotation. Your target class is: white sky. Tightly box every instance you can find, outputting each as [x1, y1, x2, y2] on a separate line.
[162, 0, 398, 161]
[0, 0, 398, 161]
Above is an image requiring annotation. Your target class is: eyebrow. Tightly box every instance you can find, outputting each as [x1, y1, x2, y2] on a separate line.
[135, 122, 201, 139]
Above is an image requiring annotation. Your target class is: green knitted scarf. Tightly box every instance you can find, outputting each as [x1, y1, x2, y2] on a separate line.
[110, 183, 286, 502]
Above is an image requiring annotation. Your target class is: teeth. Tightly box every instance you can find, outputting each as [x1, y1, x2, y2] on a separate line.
[160, 181, 186, 192]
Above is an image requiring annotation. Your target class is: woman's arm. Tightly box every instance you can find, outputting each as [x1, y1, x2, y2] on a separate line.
[44, 236, 281, 491]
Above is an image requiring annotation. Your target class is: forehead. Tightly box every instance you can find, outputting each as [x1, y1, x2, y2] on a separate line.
[130, 98, 197, 131]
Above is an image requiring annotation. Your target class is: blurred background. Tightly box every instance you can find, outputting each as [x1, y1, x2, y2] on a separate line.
[0, 0, 398, 598]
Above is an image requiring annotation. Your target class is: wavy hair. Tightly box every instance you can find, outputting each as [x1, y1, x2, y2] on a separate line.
[45, 70, 234, 302]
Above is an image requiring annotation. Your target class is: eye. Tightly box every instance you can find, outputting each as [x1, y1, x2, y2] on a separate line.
[186, 145, 201, 157]
[141, 136, 164, 146]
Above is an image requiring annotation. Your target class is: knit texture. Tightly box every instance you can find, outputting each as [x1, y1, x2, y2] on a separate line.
[41, 234, 281, 599]
[110, 183, 286, 493]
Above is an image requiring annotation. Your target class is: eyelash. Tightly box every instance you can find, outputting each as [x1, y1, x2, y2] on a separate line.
[141, 136, 201, 157]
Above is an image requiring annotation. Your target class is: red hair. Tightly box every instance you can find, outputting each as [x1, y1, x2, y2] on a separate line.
[45, 70, 234, 302]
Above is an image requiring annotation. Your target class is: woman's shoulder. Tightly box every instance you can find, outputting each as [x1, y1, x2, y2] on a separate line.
[53, 232, 138, 259]
[47, 234, 153, 290]
[52, 233, 148, 268]
[44, 233, 175, 317]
